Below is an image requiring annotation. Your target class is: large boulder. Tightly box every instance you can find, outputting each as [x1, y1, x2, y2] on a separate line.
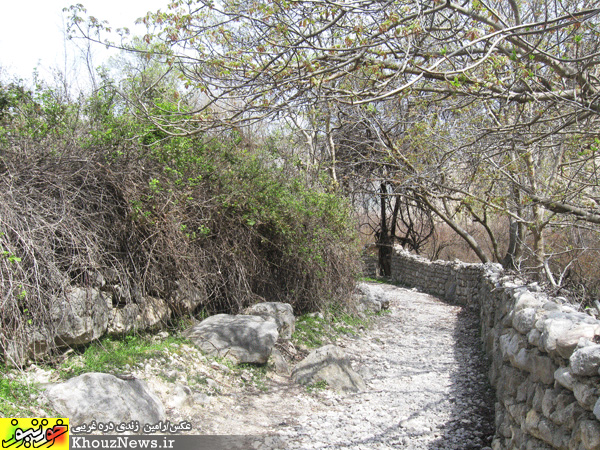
[292, 344, 366, 392]
[243, 302, 295, 340]
[184, 314, 279, 364]
[355, 283, 390, 313]
[4, 288, 111, 365]
[43, 373, 165, 427]
[107, 296, 171, 335]
[51, 287, 111, 346]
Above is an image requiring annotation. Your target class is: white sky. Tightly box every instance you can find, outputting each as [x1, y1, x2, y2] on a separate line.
[0, 0, 168, 85]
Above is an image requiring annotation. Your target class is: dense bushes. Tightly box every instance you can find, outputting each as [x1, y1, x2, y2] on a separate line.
[0, 80, 360, 361]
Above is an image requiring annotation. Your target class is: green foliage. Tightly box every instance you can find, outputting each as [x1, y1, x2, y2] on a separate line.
[306, 380, 328, 393]
[293, 306, 370, 349]
[129, 129, 360, 312]
[294, 314, 329, 348]
[82, 87, 138, 151]
[0, 70, 359, 364]
[359, 276, 391, 284]
[58, 334, 188, 379]
[0, 367, 44, 417]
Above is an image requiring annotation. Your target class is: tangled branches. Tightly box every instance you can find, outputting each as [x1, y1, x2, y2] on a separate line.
[0, 138, 359, 363]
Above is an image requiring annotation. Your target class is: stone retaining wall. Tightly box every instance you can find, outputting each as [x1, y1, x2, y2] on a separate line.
[3, 280, 204, 366]
[376, 248, 600, 450]
[361, 252, 379, 279]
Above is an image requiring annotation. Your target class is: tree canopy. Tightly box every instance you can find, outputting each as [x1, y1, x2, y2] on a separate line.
[67, 0, 600, 127]
[66, 0, 600, 297]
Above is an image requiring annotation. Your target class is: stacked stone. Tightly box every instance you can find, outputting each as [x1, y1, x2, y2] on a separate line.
[360, 254, 379, 278]
[482, 276, 600, 450]
[391, 250, 449, 297]
[388, 247, 600, 450]
[390, 248, 487, 307]
[455, 263, 488, 305]
[7, 279, 209, 365]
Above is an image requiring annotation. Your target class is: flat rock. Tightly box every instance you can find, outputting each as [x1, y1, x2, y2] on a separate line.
[108, 296, 170, 336]
[556, 324, 600, 359]
[554, 367, 576, 391]
[539, 317, 573, 354]
[291, 344, 366, 392]
[43, 373, 165, 426]
[512, 308, 537, 335]
[184, 314, 279, 364]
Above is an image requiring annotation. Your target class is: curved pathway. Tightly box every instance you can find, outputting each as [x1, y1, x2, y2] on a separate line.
[279, 283, 495, 449]
[169, 283, 495, 449]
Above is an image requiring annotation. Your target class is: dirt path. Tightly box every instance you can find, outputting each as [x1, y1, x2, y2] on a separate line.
[160, 283, 495, 449]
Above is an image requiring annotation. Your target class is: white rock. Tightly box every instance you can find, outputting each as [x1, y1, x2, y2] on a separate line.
[570, 344, 600, 376]
[292, 344, 366, 392]
[43, 373, 165, 426]
[540, 317, 573, 354]
[556, 324, 600, 359]
[52, 287, 110, 346]
[554, 367, 576, 391]
[185, 314, 279, 364]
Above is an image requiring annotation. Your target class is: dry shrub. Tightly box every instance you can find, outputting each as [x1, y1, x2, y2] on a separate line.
[544, 226, 600, 307]
[423, 222, 487, 263]
[0, 138, 360, 361]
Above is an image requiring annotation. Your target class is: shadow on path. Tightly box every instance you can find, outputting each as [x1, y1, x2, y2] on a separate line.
[426, 305, 495, 450]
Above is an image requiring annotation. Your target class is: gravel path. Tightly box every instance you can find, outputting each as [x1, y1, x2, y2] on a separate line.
[161, 283, 495, 449]
[279, 284, 495, 449]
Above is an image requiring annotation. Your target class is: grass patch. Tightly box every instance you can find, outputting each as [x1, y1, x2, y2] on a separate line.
[58, 333, 189, 379]
[0, 366, 57, 417]
[306, 380, 328, 393]
[328, 304, 370, 330]
[359, 276, 402, 287]
[292, 304, 372, 349]
[359, 276, 388, 284]
[293, 314, 329, 348]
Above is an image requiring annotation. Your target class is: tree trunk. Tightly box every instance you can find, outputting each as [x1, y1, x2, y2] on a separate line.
[502, 218, 525, 270]
[377, 182, 392, 276]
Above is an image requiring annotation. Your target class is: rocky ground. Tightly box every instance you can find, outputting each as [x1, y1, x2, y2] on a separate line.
[22, 283, 496, 449]
[143, 283, 495, 449]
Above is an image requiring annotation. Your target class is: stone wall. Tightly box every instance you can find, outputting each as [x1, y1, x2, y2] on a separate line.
[361, 252, 379, 279]
[387, 247, 600, 450]
[4, 279, 205, 367]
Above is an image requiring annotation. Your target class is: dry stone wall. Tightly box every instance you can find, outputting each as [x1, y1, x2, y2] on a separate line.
[4, 281, 202, 366]
[369, 248, 600, 450]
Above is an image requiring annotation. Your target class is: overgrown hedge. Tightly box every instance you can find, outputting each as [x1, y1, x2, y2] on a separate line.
[0, 80, 360, 362]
